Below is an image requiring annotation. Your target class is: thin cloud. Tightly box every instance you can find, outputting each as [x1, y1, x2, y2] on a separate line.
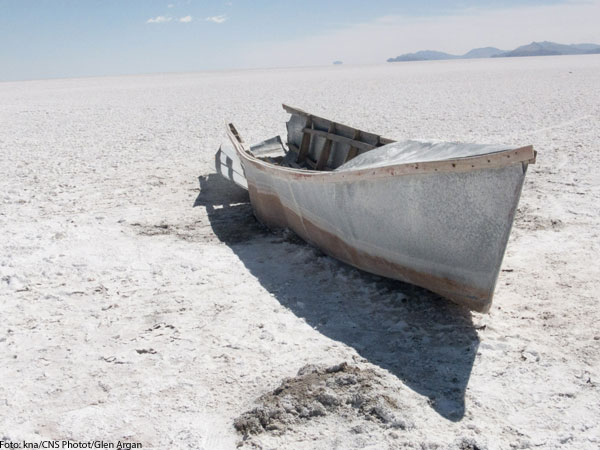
[206, 15, 228, 24]
[179, 15, 192, 23]
[167, 3, 174, 8]
[146, 16, 172, 24]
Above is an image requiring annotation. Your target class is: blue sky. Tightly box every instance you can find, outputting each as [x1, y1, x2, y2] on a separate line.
[0, 0, 598, 81]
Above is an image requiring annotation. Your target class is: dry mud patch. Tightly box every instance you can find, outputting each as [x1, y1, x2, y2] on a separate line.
[234, 363, 412, 437]
[234, 363, 488, 449]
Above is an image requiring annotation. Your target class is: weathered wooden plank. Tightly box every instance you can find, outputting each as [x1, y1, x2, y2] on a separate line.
[302, 127, 375, 152]
[345, 130, 361, 163]
[228, 123, 245, 145]
[287, 143, 316, 169]
[285, 143, 302, 168]
[316, 123, 335, 170]
[283, 103, 395, 147]
[304, 158, 317, 169]
[345, 147, 359, 162]
[227, 123, 249, 153]
[287, 142, 299, 154]
[297, 116, 313, 163]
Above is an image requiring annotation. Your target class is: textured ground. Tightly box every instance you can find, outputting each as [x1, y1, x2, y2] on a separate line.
[1, 55, 599, 449]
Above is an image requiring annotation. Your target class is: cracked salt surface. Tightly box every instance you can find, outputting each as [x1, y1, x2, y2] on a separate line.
[1, 55, 599, 449]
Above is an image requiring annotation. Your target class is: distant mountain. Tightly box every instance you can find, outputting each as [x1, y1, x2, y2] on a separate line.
[571, 43, 600, 52]
[388, 41, 600, 62]
[495, 41, 600, 57]
[462, 47, 504, 58]
[387, 47, 504, 62]
[387, 50, 458, 62]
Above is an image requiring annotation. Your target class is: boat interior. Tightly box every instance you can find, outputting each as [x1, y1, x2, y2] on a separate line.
[224, 104, 535, 178]
[230, 104, 395, 172]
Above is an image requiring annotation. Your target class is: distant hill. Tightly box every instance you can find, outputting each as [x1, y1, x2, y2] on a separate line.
[495, 41, 600, 57]
[386, 50, 458, 62]
[572, 43, 600, 53]
[387, 47, 504, 62]
[463, 47, 505, 58]
[388, 41, 600, 62]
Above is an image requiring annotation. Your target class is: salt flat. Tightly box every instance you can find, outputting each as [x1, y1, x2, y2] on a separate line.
[1, 55, 599, 449]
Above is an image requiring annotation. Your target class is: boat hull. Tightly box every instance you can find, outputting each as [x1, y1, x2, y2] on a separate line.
[240, 155, 528, 313]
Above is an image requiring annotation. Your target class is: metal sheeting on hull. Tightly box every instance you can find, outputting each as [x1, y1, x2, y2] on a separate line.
[215, 141, 248, 190]
[242, 158, 528, 312]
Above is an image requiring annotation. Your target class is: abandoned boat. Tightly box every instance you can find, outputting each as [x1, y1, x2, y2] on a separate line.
[215, 104, 535, 312]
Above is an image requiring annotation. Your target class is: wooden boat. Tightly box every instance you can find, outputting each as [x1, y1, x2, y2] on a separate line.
[215, 104, 536, 312]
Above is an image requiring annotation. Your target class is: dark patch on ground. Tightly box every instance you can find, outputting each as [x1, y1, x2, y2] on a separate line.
[130, 213, 265, 244]
[515, 205, 563, 231]
[234, 362, 412, 437]
[131, 173, 268, 244]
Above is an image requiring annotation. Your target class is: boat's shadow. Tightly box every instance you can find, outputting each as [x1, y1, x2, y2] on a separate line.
[195, 173, 480, 422]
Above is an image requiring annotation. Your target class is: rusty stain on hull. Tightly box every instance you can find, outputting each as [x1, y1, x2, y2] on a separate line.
[248, 183, 491, 312]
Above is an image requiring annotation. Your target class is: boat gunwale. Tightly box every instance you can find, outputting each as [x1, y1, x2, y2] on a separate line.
[226, 123, 536, 183]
